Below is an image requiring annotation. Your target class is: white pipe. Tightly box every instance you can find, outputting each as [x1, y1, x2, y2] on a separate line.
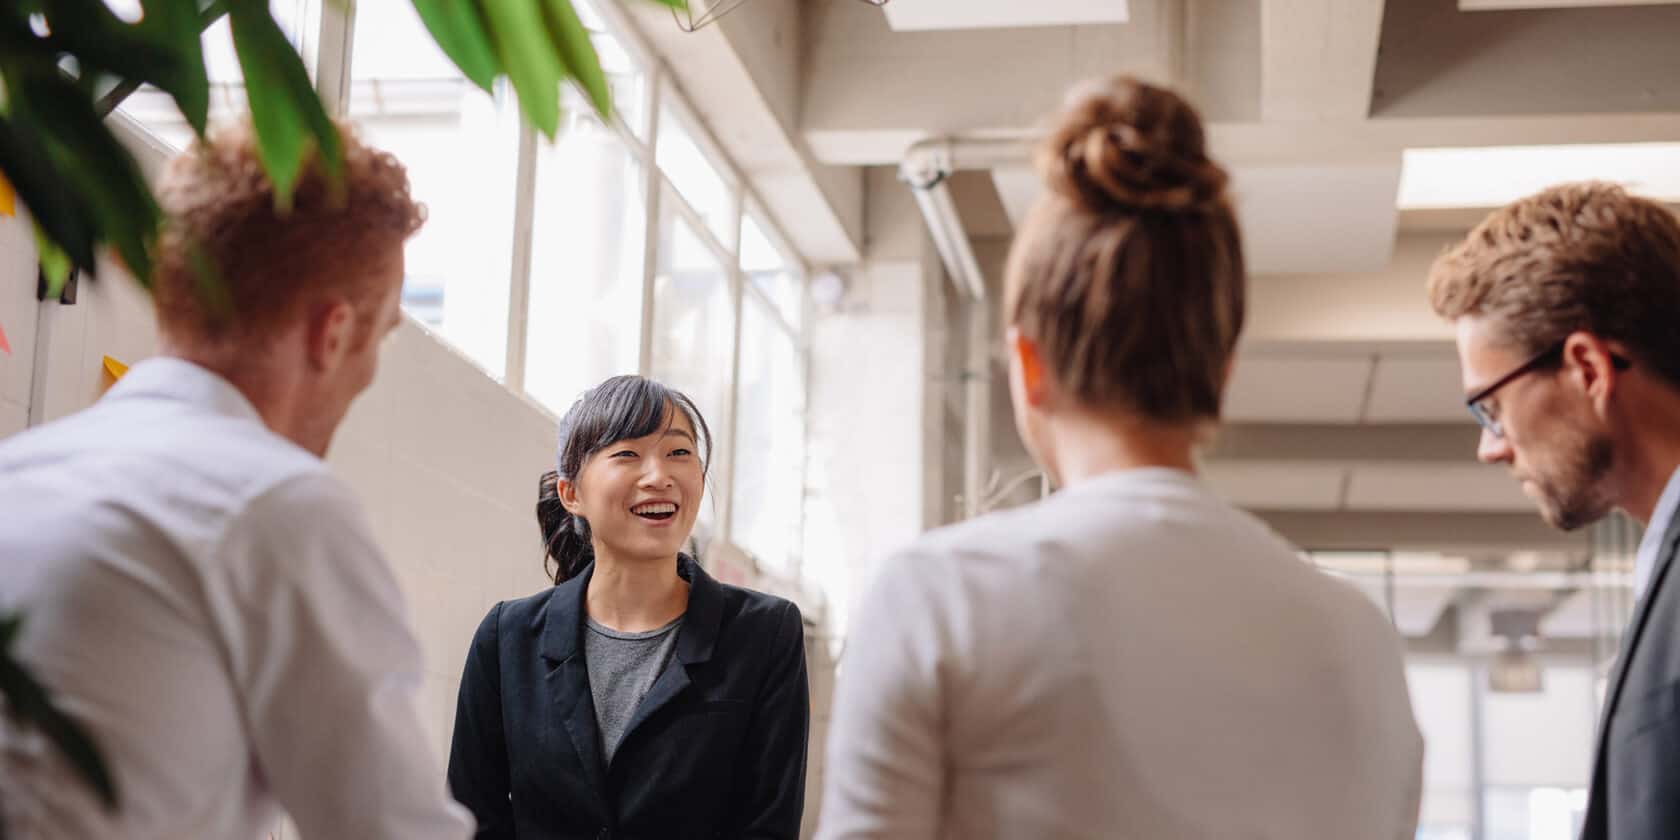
[900, 137, 1032, 519]
[962, 300, 991, 519]
[898, 137, 1031, 302]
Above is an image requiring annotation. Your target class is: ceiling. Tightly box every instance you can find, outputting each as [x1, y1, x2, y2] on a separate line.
[631, 0, 1664, 649]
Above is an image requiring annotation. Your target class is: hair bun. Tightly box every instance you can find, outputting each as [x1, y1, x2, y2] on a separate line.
[1038, 76, 1229, 215]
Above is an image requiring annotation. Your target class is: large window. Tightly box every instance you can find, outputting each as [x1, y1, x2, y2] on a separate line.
[731, 295, 805, 573]
[524, 89, 646, 413]
[106, 0, 818, 608]
[573, 0, 648, 139]
[350, 1, 521, 379]
[657, 104, 735, 242]
[650, 209, 735, 528]
[1407, 659, 1595, 840]
[741, 210, 802, 331]
[109, 0, 308, 148]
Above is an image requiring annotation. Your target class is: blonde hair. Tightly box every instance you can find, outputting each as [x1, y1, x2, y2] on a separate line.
[1005, 76, 1245, 422]
[1427, 182, 1680, 387]
[151, 120, 424, 343]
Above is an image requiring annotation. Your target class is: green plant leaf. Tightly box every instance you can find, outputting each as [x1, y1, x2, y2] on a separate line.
[480, 0, 564, 138]
[8, 65, 160, 280]
[541, 0, 610, 119]
[138, 0, 212, 135]
[40, 0, 182, 83]
[226, 0, 342, 209]
[39, 0, 215, 138]
[410, 0, 500, 93]
[0, 115, 99, 272]
[35, 225, 73, 299]
[645, 0, 686, 7]
[0, 618, 119, 811]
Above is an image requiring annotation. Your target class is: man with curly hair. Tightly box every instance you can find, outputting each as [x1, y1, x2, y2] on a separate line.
[0, 123, 473, 839]
[1428, 181, 1680, 840]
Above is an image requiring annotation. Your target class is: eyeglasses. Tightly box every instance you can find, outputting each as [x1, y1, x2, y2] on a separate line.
[1466, 340, 1631, 438]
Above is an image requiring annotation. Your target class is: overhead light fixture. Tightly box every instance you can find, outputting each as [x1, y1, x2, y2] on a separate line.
[1398, 143, 1680, 210]
[672, 0, 888, 33]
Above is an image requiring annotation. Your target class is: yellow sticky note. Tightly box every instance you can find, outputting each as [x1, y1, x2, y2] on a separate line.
[102, 356, 129, 380]
[0, 172, 15, 217]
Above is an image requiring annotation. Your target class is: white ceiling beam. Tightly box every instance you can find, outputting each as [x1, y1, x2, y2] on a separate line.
[1260, 0, 1386, 121]
[1461, 0, 1680, 9]
[1255, 511, 1588, 553]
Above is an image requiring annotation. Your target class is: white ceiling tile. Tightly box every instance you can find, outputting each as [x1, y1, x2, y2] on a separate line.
[1345, 464, 1533, 512]
[1339, 578, 1460, 637]
[1224, 357, 1372, 423]
[1202, 462, 1345, 510]
[1230, 162, 1403, 274]
[1366, 357, 1476, 423]
[990, 167, 1038, 227]
[1539, 589, 1618, 639]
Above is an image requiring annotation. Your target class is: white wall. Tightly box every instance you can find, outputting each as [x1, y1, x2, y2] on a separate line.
[804, 167, 940, 639]
[0, 214, 39, 438]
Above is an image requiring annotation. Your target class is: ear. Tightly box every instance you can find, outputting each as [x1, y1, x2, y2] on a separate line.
[1562, 330, 1622, 414]
[556, 475, 583, 516]
[1008, 327, 1050, 408]
[306, 296, 358, 373]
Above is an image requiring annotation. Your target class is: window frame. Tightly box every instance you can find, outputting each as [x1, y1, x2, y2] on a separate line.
[109, 0, 817, 590]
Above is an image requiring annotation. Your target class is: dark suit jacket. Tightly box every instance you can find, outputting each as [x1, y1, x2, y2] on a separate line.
[1582, 506, 1680, 840]
[447, 557, 809, 840]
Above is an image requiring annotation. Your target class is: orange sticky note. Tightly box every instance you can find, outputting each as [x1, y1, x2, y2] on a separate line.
[0, 172, 14, 217]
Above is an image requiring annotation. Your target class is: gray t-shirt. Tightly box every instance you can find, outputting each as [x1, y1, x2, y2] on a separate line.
[584, 614, 684, 763]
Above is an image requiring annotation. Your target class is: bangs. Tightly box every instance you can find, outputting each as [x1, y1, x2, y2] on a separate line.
[560, 376, 712, 475]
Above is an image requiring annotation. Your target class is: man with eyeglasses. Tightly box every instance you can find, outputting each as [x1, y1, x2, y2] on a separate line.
[1428, 181, 1680, 840]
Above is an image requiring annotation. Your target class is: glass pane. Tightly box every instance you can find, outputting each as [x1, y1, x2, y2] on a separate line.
[650, 210, 734, 530]
[108, 0, 307, 149]
[731, 296, 805, 575]
[741, 213, 802, 332]
[656, 106, 734, 242]
[573, 0, 646, 138]
[525, 108, 646, 414]
[351, 0, 521, 379]
[1480, 664, 1595, 788]
[1407, 662, 1475, 838]
[1483, 786, 1588, 840]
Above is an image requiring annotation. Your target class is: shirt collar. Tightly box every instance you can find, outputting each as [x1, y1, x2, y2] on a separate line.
[538, 554, 723, 667]
[103, 357, 265, 425]
[1633, 463, 1680, 601]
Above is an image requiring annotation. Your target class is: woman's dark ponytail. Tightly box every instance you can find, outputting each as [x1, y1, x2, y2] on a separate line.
[537, 469, 594, 584]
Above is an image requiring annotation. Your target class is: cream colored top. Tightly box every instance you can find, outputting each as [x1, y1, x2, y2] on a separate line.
[818, 468, 1423, 840]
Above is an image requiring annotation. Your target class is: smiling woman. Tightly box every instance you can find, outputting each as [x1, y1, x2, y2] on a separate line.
[448, 374, 811, 840]
[539, 375, 712, 584]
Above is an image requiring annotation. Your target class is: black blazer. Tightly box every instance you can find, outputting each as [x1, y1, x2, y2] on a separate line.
[447, 557, 810, 840]
[1581, 507, 1680, 840]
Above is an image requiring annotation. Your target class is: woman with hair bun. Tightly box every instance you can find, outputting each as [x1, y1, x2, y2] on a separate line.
[448, 375, 810, 839]
[816, 77, 1423, 839]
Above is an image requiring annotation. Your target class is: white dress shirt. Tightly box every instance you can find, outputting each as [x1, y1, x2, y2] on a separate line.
[1634, 464, 1680, 602]
[818, 468, 1424, 840]
[0, 358, 472, 840]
